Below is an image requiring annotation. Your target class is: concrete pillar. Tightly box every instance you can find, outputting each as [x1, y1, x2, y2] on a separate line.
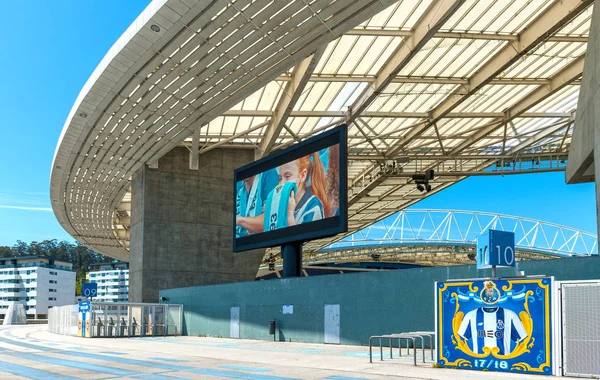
[567, 0, 600, 239]
[129, 147, 265, 303]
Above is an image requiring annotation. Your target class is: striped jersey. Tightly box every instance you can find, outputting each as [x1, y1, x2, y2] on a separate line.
[457, 306, 527, 355]
[294, 188, 324, 224]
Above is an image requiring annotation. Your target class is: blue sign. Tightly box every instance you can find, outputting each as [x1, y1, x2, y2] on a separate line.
[436, 277, 554, 375]
[82, 282, 98, 298]
[78, 301, 90, 313]
[78, 301, 91, 337]
[477, 230, 515, 269]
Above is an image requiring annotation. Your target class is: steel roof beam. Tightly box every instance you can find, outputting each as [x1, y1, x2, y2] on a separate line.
[199, 121, 269, 155]
[345, 0, 466, 125]
[345, 29, 589, 43]
[276, 74, 561, 85]
[449, 55, 584, 154]
[222, 110, 571, 118]
[386, 0, 592, 155]
[507, 120, 573, 155]
[259, 48, 325, 157]
[348, 152, 568, 161]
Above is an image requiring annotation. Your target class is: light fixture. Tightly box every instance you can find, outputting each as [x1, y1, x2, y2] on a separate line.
[79, 112, 87, 118]
[150, 24, 161, 32]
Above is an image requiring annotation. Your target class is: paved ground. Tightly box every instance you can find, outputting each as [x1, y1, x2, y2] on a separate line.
[0, 325, 546, 379]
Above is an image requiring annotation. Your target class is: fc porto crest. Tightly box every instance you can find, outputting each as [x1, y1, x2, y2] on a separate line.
[481, 281, 501, 305]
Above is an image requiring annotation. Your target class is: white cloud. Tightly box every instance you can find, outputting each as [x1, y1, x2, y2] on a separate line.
[0, 205, 52, 212]
[0, 190, 51, 211]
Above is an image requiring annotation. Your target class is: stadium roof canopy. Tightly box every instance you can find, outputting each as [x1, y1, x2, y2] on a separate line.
[51, 0, 593, 261]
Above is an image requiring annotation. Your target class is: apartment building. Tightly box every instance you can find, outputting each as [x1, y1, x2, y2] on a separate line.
[86, 261, 129, 302]
[0, 256, 75, 319]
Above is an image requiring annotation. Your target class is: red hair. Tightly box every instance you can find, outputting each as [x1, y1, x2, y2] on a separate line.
[297, 153, 331, 218]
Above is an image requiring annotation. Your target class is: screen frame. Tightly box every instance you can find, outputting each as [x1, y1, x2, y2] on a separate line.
[233, 124, 348, 252]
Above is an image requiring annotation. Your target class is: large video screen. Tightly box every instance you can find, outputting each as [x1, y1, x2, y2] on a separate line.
[233, 125, 347, 252]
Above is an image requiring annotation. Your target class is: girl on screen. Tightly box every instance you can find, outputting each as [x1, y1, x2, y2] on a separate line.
[279, 152, 331, 226]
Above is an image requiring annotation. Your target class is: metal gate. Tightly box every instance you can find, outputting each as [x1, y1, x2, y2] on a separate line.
[561, 281, 600, 378]
[324, 304, 340, 344]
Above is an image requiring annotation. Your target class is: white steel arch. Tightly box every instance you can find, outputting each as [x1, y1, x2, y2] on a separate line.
[324, 209, 598, 257]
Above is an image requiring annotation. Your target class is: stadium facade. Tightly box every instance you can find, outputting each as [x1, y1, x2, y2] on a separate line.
[51, 0, 598, 301]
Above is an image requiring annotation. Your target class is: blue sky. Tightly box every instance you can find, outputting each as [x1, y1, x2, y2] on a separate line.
[0, 1, 596, 248]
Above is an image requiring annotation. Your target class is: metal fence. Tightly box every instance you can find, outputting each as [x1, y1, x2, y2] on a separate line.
[48, 302, 183, 338]
[48, 304, 78, 336]
[561, 281, 600, 378]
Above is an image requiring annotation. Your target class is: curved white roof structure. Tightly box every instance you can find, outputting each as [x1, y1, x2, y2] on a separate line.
[52, 0, 593, 261]
[258, 209, 598, 272]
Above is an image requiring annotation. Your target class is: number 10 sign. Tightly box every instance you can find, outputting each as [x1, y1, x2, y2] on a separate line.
[477, 229, 515, 269]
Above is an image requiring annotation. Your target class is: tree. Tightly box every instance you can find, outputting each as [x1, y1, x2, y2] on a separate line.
[5, 239, 115, 273]
[0, 246, 12, 258]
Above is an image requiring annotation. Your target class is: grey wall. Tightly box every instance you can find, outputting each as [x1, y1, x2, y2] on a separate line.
[161, 256, 600, 345]
[567, 0, 598, 184]
[130, 147, 264, 303]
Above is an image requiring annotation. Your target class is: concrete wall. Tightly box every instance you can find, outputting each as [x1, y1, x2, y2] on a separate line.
[161, 256, 600, 345]
[130, 147, 265, 303]
[567, 0, 599, 184]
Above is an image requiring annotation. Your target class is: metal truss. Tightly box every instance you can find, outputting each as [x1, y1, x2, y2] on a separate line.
[262, 209, 597, 268]
[326, 209, 598, 258]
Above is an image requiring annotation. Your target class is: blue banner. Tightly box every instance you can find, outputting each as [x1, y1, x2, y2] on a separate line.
[436, 277, 553, 375]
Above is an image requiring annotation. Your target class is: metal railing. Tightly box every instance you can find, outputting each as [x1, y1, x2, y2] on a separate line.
[369, 331, 435, 366]
[48, 302, 183, 338]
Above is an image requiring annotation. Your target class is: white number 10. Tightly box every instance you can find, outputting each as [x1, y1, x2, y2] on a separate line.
[496, 245, 514, 265]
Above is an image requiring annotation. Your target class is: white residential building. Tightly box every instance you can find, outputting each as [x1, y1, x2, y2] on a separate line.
[86, 261, 129, 302]
[0, 256, 75, 319]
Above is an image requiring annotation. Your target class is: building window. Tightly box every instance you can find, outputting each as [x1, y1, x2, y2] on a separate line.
[49, 280, 57, 284]
[49, 289, 57, 293]
[48, 297, 56, 301]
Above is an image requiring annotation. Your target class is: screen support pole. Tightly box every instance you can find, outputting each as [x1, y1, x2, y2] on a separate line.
[282, 243, 303, 277]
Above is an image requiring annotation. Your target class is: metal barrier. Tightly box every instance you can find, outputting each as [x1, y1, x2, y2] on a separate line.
[369, 331, 435, 366]
[48, 305, 78, 336]
[560, 281, 600, 377]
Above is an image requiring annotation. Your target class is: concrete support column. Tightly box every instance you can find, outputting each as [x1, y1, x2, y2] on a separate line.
[567, 0, 600, 239]
[129, 147, 264, 303]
